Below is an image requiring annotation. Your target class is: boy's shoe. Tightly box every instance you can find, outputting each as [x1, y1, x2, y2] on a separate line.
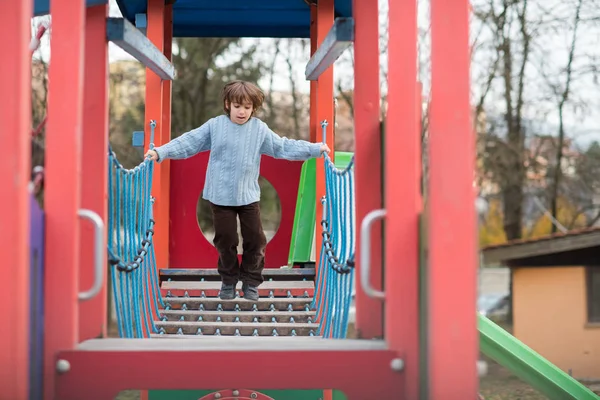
[242, 283, 259, 301]
[219, 282, 236, 300]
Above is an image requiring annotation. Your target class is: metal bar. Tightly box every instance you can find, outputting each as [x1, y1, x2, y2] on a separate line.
[359, 209, 386, 299]
[0, 0, 33, 397]
[305, 17, 354, 81]
[352, 0, 383, 339]
[385, 0, 421, 398]
[77, 209, 105, 301]
[106, 17, 174, 80]
[429, 0, 478, 397]
[79, 3, 109, 341]
[44, 0, 86, 398]
[55, 339, 400, 399]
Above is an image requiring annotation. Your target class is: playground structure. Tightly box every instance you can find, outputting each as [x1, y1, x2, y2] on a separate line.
[2, 0, 600, 399]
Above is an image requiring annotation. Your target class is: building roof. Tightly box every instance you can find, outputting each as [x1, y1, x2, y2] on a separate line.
[116, 0, 354, 38]
[481, 227, 600, 267]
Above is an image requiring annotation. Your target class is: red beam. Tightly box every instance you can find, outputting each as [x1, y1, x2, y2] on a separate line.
[429, 0, 478, 397]
[0, 0, 33, 397]
[44, 0, 86, 398]
[144, 0, 167, 274]
[55, 343, 400, 399]
[385, 1, 420, 399]
[352, 0, 383, 339]
[79, 4, 109, 342]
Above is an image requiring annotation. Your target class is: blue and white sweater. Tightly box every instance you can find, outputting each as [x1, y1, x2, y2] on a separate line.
[154, 115, 323, 206]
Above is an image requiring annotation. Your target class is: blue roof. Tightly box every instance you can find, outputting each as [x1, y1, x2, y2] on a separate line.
[116, 0, 353, 38]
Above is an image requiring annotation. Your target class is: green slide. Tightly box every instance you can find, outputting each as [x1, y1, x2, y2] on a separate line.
[479, 314, 599, 399]
[287, 152, 354, 266]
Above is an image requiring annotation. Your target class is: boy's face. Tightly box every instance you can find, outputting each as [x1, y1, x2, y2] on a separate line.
[228, 100, 254, 125]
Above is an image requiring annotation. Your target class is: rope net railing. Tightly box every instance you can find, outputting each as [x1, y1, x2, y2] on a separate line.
[107, 121, 164, 338]
[312, 120, 356, 339]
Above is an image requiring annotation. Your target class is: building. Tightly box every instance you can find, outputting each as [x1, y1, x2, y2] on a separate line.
[483, 228, 600, 380]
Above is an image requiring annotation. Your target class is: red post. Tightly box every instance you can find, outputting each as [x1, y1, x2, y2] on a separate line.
[314, 0, 335, 262]
[429, 0, 478, 397]
[160, 5, 173, 273]
[0, 0, 33, 397]
[385, 0, 420, 397]
[352, 0, 383, 339]
[145, 0, 167, 274]
[79, 4, 109, 342]
[44, 0, 86, 397]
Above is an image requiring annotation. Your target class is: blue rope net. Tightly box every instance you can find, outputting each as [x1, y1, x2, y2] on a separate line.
[107, 121, 164, 338]
[312, 121, 356, 339]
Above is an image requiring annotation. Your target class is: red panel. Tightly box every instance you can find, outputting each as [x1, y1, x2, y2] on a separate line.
[55, 347, 401, 399]
[352, 0, 383, 339]
[79, 4, 109, 342]
[169, 153, 302, 269]
[385, 1, 420, 399]
[429, 0, 478, 397]
[0, 0, 32, 397]
[44, 0, 86, 398]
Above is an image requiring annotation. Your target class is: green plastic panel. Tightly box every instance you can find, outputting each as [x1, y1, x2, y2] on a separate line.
[287, 159, 317, 265]
[287, 152, 355, 265]
[479, 314, 599, 400]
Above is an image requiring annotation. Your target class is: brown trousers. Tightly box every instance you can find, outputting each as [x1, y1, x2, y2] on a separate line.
[210, 202, 267, 286]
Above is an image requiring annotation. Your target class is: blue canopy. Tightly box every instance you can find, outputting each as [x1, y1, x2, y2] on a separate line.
[117, 0, 353, 38]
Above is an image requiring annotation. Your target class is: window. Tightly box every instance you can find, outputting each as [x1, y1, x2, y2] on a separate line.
[587, 267, 600, 323]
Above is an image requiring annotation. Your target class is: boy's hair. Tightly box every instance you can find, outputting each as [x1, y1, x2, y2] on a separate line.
[222, 80, 265, 116]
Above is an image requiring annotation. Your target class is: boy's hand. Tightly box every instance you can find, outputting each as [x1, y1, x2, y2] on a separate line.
[145, 149, 159, 161]
[320, 143, 331, 154]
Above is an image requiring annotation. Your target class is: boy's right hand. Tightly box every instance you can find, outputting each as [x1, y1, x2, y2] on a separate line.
[145, 149, 159, 161]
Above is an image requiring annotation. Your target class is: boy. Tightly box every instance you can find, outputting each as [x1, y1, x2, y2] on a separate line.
[145, 80, 330, 301]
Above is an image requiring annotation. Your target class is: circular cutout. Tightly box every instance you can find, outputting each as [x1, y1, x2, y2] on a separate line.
[196, 176, 282, 254]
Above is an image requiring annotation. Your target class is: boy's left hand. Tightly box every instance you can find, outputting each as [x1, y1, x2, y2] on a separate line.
[320, 143, 331, 154]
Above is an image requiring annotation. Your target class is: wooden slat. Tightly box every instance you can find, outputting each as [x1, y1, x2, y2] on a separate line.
[77, 336, 387, 351]
[150, 334, 323, 339]
[159, 310, 316, 323]
[163, 297, 313, 312]
[161, 280, 314, 297]
[106, 17, 175, 80]
[161, 268, 315, 279]
[155, 321, 317, 336]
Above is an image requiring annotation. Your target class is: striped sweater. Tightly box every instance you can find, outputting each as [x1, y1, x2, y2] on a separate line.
[154, 115, 323, 206]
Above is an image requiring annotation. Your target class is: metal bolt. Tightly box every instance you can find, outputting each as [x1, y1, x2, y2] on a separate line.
[250, 393, 258, 399]
[232, 390, 240, 396]
[390, 358, 404, 372]
[56, 359, 70, 374]
[214, 393, 221, 399]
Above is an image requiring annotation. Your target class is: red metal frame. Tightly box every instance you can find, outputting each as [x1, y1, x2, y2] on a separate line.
[385, 1, 420, 398]
[43, 0, 86, 398]
[169, 155, 303, 269]
[0, 0, 33, 397]
[55, 345, 401, 399]
[429, 0, 478, 397]
[0, 0, 479, 397]
[352, 0, 383, 340]
[79, 4, 109, 342]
